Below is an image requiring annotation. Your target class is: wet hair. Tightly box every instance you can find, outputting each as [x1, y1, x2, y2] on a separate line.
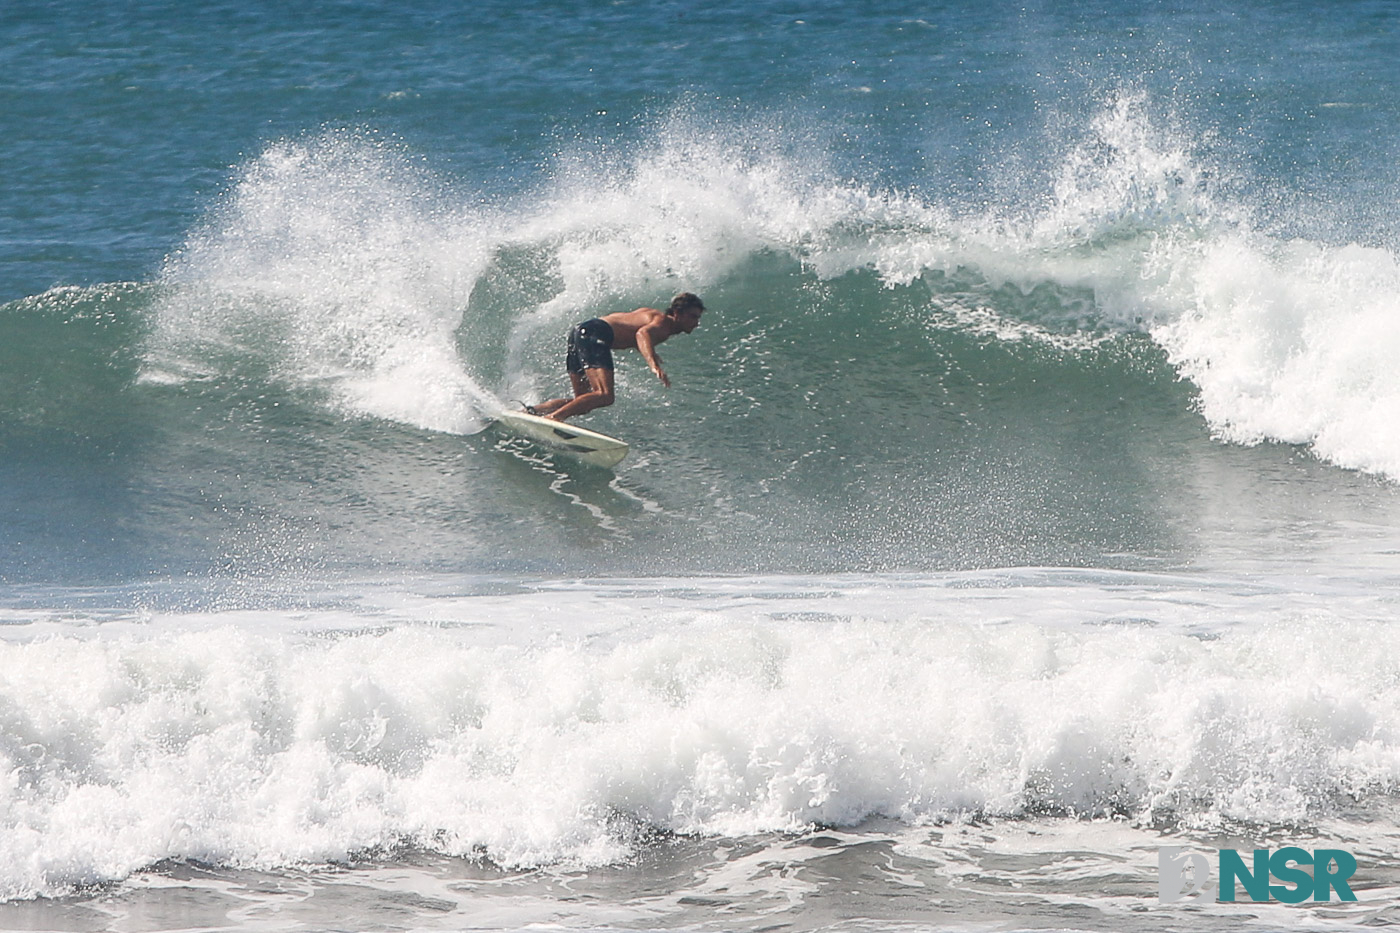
[667, 292, 705, 316]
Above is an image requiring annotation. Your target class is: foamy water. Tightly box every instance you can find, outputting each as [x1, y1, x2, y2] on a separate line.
[3, 572, 1398, 901]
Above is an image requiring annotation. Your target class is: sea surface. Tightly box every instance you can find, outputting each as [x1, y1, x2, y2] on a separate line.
[4, 1, 1400, 930]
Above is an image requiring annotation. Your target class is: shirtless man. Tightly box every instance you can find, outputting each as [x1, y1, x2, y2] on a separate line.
[530, 293, 705, 422]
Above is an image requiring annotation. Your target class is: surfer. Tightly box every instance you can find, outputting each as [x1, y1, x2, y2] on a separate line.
[529, 293, 705, 422]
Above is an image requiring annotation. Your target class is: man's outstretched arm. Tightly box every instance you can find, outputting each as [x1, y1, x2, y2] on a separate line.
[635, 324, 671, 387]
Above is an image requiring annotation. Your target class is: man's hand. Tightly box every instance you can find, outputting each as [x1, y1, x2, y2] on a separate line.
[654, 366, 671, 388]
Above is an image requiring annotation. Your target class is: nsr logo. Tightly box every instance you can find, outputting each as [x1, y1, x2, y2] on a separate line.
[1159, 847, 1358, 903]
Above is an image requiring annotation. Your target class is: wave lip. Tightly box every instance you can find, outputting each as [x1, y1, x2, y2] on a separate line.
[1153, 237, 1400, 479]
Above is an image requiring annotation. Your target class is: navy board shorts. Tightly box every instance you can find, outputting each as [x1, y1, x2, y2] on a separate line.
[565, 318, 615, 374]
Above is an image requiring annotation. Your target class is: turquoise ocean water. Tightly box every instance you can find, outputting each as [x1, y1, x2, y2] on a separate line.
[4, 2, 1400, 930]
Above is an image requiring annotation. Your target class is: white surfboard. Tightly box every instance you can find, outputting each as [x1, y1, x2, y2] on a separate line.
[492, 410, 629, 468]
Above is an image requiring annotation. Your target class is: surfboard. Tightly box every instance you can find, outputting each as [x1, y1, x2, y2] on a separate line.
[491, 410, 630, 468]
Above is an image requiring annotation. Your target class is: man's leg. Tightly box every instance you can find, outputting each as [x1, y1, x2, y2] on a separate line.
[533, 371, 590, 415]
[545, 367, 614, 421]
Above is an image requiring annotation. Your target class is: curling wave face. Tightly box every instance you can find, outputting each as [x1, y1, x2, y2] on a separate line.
[137, 99, 1400, 481]
[5, 97, 1400, 582]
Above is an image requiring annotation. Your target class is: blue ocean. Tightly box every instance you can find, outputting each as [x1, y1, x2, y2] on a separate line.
[4, 1, 1400, 930]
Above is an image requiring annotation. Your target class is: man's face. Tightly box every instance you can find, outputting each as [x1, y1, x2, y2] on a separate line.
[677, 308, 703, 333]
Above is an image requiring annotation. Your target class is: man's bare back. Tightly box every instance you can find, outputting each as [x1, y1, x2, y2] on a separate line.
[596, 307, 672, 351]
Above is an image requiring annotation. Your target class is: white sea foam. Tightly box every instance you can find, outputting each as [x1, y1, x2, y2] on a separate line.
[2, 573, 1398, 900]
[1150, 236, 1400, 478]
[146, 133, 498, 434]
